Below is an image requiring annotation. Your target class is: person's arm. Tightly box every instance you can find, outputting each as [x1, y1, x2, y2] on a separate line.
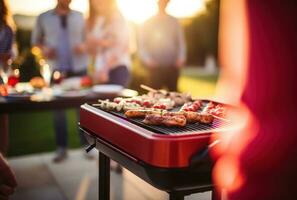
[95, 14, 128, 50]
[0, 153, 17, 199]
[31, 15, 44, 48]
[138, 21, 156, 68]
[105, 14, 130, 67]
[73, 13, 88, 55]
[215, 0, 249, 105]
[4, 27, 13, 55]
[31, 15, 56, 59]
[176, 21, 186, 68]
[0, 27, 14, 66]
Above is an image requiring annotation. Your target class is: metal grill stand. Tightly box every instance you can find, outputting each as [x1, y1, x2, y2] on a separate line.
[83, 129, 221, 200]
[99, 152, 110, 200]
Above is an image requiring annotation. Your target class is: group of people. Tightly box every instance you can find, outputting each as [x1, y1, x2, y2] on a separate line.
[1, 0, 186, 162]
[1, 0, 297, 200]
[30, 0, 134, 162]
[30, 0, 186, 162]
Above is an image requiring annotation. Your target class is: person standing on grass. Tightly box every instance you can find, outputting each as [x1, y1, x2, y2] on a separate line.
[85, 0, 131, 87]
[31, 0, 90, 162]
[139, 0, 186, 91]
[83, 0, 131, 173]
[0, 0, 14, 70]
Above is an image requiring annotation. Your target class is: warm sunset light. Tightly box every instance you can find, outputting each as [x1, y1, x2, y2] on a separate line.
[116, 0, 157, 24]
[10, 0, 208, 23]
[117, 0, 207, 23]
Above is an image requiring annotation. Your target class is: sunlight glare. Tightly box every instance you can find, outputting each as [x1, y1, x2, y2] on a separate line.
[117, 0, 206, 23]
[167, 0, 206, 18]
[10, 0, 207, 23]
[117, 0, 158, 24]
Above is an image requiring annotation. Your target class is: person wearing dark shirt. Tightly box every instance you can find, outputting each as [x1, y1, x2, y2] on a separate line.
[0, 2, 17, 198]
[139, 0, 186, 91]
[0, 0, 14, 73]
[0, 0, 15, 155]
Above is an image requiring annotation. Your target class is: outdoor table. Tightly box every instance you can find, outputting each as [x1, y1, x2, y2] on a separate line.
[0, 92, 120, 154]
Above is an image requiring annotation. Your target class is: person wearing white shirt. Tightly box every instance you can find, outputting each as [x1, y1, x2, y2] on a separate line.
[85, 0, 131, 87]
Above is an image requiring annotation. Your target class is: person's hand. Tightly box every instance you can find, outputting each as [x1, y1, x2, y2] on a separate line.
[0, 154, 17, 199]
[106, 55, 118, 68]
[175, 58, 184, 69]
[73, 43, 86, 55]
[42, 47, 56, 59]
[0, 53, 11, 65]
[86, 36, 99, 55]
[93, 70, 109, 84]
[146, 59, 157, 69]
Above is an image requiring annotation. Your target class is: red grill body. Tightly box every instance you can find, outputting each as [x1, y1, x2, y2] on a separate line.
[80, 103, 231, 168]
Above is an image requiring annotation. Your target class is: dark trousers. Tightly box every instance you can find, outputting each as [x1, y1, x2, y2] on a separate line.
[54, 110, 87, 148]
[148, 66, 180, 91]
[53, 69, 88, 148]
[107, 65, 130, 87]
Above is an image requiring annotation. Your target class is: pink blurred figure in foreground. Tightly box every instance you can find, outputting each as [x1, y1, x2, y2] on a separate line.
[212, 0, 297, 199]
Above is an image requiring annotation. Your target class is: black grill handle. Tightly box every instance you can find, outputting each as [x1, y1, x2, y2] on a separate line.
[190, 140, 220, 166]
[85, 142, 96, 153]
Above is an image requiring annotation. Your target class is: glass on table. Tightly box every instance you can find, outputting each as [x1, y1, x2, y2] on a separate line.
[0, 59, 12, 85]
[40, 63, 52, 87]
[52, 70, 64, 84]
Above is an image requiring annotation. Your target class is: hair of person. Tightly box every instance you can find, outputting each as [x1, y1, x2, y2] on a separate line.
[87, 0, 118, 30]
[0, 0, 15, 31]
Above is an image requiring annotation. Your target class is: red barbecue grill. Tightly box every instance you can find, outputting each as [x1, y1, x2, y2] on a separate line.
[79, 100, 234, 200]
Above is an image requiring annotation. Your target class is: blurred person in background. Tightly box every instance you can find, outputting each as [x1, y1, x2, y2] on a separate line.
[31, 0, 89, 162]
[139, 0, 186, 91]
[0, 153, 17, 199]
[0, 0, 15, 155]
[212, 0, 297, 199]
[0, 0, 14, 70]
[85, 0, 131, 87]
[82, 0, 131, 172]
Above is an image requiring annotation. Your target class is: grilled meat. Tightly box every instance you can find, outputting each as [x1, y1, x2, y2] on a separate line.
[181, 111, 214, 124]
[125, 109, 165, 118]
[143, 113, 187, 127]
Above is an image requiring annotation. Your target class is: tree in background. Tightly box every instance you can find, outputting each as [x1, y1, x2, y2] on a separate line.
[184, 0, 220, 66]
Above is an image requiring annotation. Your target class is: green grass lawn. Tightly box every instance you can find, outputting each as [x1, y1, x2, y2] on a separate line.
[7, 68, 218, 157]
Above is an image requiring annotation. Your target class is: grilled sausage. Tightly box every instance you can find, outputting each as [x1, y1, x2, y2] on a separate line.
[125, 109, 163, 118]
[143, 113, 187, 127]
[180, 111, 214, 124]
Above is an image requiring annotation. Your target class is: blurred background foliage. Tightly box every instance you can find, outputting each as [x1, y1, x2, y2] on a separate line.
[184, 0, 219, 66]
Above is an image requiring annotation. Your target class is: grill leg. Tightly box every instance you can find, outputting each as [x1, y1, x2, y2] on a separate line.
[99, 152, 110, 200]
[212, 188, 222, 200]
[168, 192, 184, 200]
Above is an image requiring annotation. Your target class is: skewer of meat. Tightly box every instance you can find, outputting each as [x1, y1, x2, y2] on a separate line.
[180, 100, 202, 112]
[140, 84, 192, 106]
[143, 112, 187, 127]
[180, 111, 214, 124]
[203, 102, 228, 119]
[127, 109, 213, 125]
[93, 100, 143, 112]
[125, 109, 166, 118]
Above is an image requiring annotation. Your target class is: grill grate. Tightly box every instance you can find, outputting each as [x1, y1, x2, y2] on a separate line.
[92, 101, 233, 135]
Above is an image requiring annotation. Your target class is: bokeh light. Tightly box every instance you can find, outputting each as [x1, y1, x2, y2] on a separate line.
[10, 0, 208, 23]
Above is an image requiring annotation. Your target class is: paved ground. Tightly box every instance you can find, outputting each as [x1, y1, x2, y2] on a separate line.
[8, 149, 211, 200]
